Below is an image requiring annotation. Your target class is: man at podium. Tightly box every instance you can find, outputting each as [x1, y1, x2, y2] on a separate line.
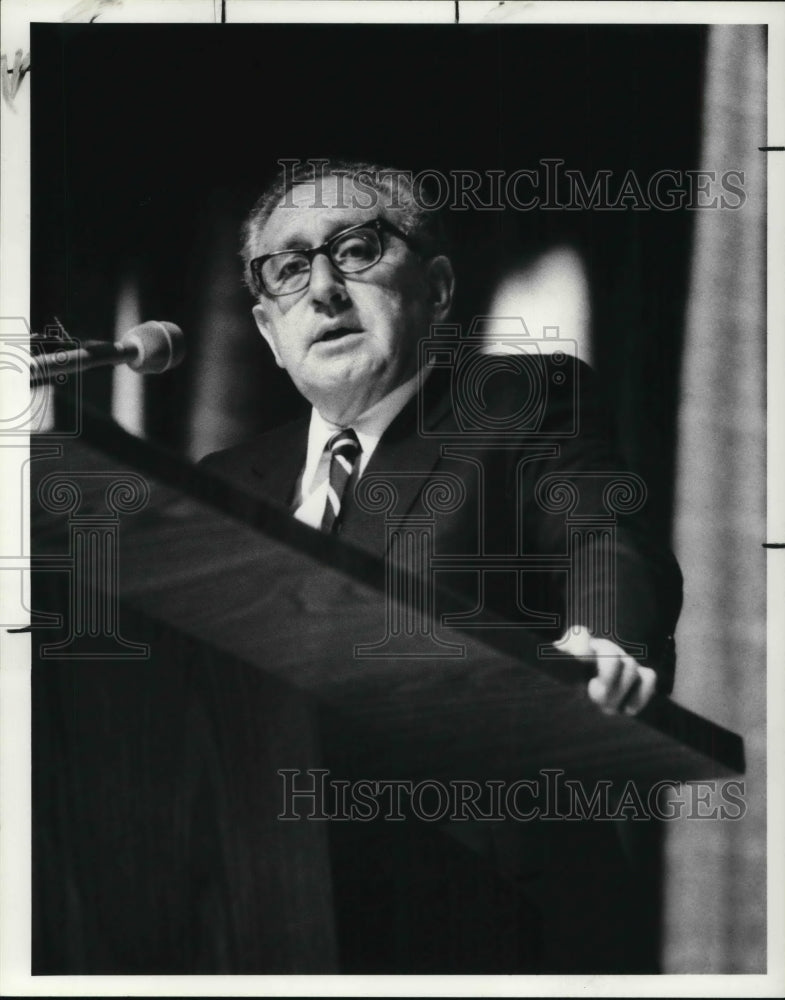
[204, 158, 681, 711]
[194, 159, 684, 974]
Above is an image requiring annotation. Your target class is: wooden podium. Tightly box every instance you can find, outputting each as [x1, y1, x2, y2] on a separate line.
[29, 404, 744, 974]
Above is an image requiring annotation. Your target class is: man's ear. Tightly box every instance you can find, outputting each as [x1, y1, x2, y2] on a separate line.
[252, 303, 285, 368]
[425, 255, 455, 323]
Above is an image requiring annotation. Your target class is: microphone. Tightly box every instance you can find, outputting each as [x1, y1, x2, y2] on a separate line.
[30, 321, 185, 386]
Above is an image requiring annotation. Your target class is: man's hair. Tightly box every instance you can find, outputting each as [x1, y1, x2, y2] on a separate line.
[240, 158, 450, 295]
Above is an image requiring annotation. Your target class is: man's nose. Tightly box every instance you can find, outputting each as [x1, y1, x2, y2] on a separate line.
[307, 251, 348, 306]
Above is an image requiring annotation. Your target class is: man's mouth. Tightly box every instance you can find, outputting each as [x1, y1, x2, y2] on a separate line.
[314, 325, 362, 344]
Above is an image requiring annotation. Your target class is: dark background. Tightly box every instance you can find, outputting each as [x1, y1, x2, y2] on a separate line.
[30, 23, 710, 972]
[31, 22, 706, 540]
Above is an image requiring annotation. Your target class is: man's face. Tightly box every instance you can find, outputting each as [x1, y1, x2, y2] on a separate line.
[250, 176, 453, 424]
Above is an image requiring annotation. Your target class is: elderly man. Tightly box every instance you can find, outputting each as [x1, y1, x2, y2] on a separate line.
[202, 159, 682, 973]
[204, 159, 681, 711]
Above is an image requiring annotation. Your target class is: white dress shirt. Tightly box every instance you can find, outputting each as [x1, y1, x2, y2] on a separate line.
[292, 370, 423, 529]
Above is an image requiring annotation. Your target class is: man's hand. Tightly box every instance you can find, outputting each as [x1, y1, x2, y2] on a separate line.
[558, 625, 657, 715]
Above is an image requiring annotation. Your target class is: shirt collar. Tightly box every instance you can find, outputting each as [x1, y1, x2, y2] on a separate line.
[301, 368, 425, 491]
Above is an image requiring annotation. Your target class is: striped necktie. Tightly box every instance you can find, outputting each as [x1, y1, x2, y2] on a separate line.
[321, 428, 361, 533]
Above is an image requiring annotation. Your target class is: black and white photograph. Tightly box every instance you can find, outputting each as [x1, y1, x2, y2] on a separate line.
[0, 0, 782, 994]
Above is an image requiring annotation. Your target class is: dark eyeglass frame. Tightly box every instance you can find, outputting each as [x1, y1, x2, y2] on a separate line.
[249, 218, 422, 298]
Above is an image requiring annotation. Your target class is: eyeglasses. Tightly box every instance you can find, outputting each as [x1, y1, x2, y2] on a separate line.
[249, 218, 420, 298]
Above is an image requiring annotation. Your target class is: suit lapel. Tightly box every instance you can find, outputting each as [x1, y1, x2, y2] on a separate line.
[340, 370, 456, 558]
[249, 417, 310, 508]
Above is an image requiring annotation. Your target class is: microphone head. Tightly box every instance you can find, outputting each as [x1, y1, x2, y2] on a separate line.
[121, 321, 185, 374]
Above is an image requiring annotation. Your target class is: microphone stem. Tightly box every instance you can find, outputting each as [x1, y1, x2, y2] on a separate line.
[30, 342, 137, 386]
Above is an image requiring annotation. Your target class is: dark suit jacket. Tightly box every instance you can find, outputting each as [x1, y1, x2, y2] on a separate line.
[202, 354, 682, 687]
[197, 354, 682, 972]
